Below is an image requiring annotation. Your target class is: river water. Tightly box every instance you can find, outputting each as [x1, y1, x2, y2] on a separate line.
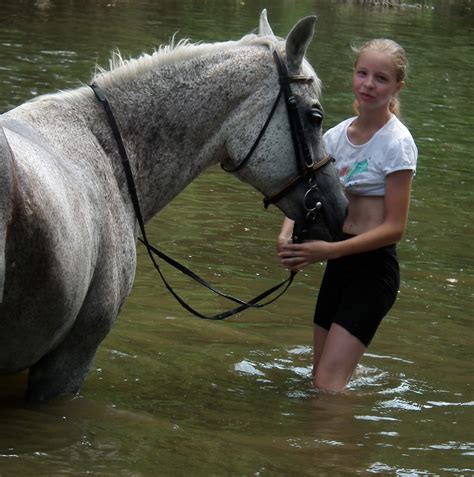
[0, 1, 472, 475]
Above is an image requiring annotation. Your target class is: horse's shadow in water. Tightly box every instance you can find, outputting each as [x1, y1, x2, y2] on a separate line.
[0, 10, 347, 402]
[0, 374, 82, 455]
[0, 374, 168, 458]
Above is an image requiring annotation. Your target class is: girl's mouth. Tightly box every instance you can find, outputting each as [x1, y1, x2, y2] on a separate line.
[360, 92, 374, 101]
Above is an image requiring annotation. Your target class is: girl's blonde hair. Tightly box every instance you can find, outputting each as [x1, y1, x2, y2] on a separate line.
[352, 38, 408, 118]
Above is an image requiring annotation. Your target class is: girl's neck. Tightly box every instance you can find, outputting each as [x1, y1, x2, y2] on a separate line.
[355, 107, 392, 130]
[348, 108, 392, 145]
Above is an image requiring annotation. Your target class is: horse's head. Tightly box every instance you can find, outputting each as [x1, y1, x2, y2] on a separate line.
[222, 11, 347, 242]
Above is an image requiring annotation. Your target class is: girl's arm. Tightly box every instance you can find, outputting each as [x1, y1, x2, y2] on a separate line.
[279, 170, 413, 270]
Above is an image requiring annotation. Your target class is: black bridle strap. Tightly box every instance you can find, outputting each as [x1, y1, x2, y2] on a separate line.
[222, 49, 321, 211]
[222, 88, 283, 173]
[223, 50, 314, 175]
[259, 50, 331, 209]
[137, 237, 295, 308]
[263, 153, 333, 209]
[90, 83, 295, 320]
[273, 50, 315, 171]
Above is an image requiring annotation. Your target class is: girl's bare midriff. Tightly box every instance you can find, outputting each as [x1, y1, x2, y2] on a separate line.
[342, 192, 385, 236]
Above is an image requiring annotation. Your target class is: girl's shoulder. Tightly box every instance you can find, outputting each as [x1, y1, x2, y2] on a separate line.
[382, 116, 415, 143]
[380, 116, 417, 155]
[378, 117, 418, 172]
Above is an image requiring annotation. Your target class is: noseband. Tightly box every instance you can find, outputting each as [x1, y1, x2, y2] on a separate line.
[223, 48, 333, 224]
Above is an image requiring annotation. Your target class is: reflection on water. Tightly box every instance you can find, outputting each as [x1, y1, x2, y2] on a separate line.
[0, 0, 472, 475]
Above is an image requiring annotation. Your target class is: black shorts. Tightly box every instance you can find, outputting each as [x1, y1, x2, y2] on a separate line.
[313, 240, 400, 347]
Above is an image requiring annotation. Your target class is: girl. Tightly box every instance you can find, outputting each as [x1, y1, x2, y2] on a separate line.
[277, 39, 417, 392]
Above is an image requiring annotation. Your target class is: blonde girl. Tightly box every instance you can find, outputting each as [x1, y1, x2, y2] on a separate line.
[277, 39, 417, 392]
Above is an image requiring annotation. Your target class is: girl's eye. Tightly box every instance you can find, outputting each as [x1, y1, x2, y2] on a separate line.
[377, 75, 388, 82]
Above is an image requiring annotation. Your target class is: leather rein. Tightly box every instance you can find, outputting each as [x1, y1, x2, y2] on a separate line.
[89, 48, 331, 320]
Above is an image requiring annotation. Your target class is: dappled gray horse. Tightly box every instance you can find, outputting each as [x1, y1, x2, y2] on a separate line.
[0, 11, 347, 401]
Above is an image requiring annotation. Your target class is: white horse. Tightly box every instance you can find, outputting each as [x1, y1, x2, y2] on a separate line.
[0, 11, 347, 401]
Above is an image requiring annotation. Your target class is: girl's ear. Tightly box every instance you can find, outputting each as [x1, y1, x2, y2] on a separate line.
[396, 80, 405, 94]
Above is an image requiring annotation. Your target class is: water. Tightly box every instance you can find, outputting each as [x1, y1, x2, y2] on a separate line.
[0, 1, 472, 475]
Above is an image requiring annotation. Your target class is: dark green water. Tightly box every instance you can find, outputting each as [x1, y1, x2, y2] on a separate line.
[0, 1, 472, 475]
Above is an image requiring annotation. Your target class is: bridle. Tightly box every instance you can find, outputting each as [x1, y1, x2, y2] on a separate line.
[89, 47, 333, 320]
[223, 48, 334, 228]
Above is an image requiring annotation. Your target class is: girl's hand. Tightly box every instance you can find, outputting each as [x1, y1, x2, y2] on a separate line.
[278, 240, 336, 271]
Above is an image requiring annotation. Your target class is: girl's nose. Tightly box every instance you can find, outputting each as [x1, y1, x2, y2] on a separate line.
[364, 75, 375, 88]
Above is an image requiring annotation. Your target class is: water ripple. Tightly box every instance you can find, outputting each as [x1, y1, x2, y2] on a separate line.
[426, 400, 474, 408]
[234, 360, 265, 377]
[378, 398, 423, 411]
[378, 379, 422, 395]
[355, 415, 400, 422]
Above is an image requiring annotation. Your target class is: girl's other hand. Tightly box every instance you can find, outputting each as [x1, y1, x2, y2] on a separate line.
[276, 235, 292, 254]
[278, 240, 336, 271]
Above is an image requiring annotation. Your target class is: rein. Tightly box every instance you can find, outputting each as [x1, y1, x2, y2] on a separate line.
[90, 84, 295, 321]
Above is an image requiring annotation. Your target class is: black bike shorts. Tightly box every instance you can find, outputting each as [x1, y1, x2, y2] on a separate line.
[313, 241, 400, 347]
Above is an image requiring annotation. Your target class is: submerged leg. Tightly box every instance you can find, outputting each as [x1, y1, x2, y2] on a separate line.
[26, 304, 119, 402]
[313, 323, 366, 392]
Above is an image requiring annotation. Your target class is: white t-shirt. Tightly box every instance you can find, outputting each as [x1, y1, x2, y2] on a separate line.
[323, 115, 418, 196]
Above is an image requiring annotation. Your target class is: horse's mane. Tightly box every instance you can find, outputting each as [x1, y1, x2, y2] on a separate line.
[31, 33, 320, 104]
[92, 34, 282, 89]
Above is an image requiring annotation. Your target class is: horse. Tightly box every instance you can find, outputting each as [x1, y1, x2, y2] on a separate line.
[0, 11, 347, 401]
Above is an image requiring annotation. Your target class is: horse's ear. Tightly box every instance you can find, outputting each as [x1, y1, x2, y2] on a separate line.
[285, 16, 317, 74]
[259, 9, 274, 36]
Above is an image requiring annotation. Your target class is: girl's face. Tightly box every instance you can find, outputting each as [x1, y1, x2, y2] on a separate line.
[352, 50, 404, 114]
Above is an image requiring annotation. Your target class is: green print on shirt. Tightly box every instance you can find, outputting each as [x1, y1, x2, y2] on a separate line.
[345, 158, 369, 184]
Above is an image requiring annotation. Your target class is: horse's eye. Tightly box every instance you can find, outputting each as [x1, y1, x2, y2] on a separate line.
[308, 108, 324, 127]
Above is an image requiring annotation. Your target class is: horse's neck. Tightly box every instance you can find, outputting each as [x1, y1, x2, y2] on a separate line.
[94, 47, 272, 222]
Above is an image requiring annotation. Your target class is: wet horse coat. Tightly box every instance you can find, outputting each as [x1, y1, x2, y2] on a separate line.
[0, 12, 347, 400]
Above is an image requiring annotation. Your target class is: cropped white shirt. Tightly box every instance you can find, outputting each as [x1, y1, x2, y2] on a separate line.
[323, 115, 417, 196]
